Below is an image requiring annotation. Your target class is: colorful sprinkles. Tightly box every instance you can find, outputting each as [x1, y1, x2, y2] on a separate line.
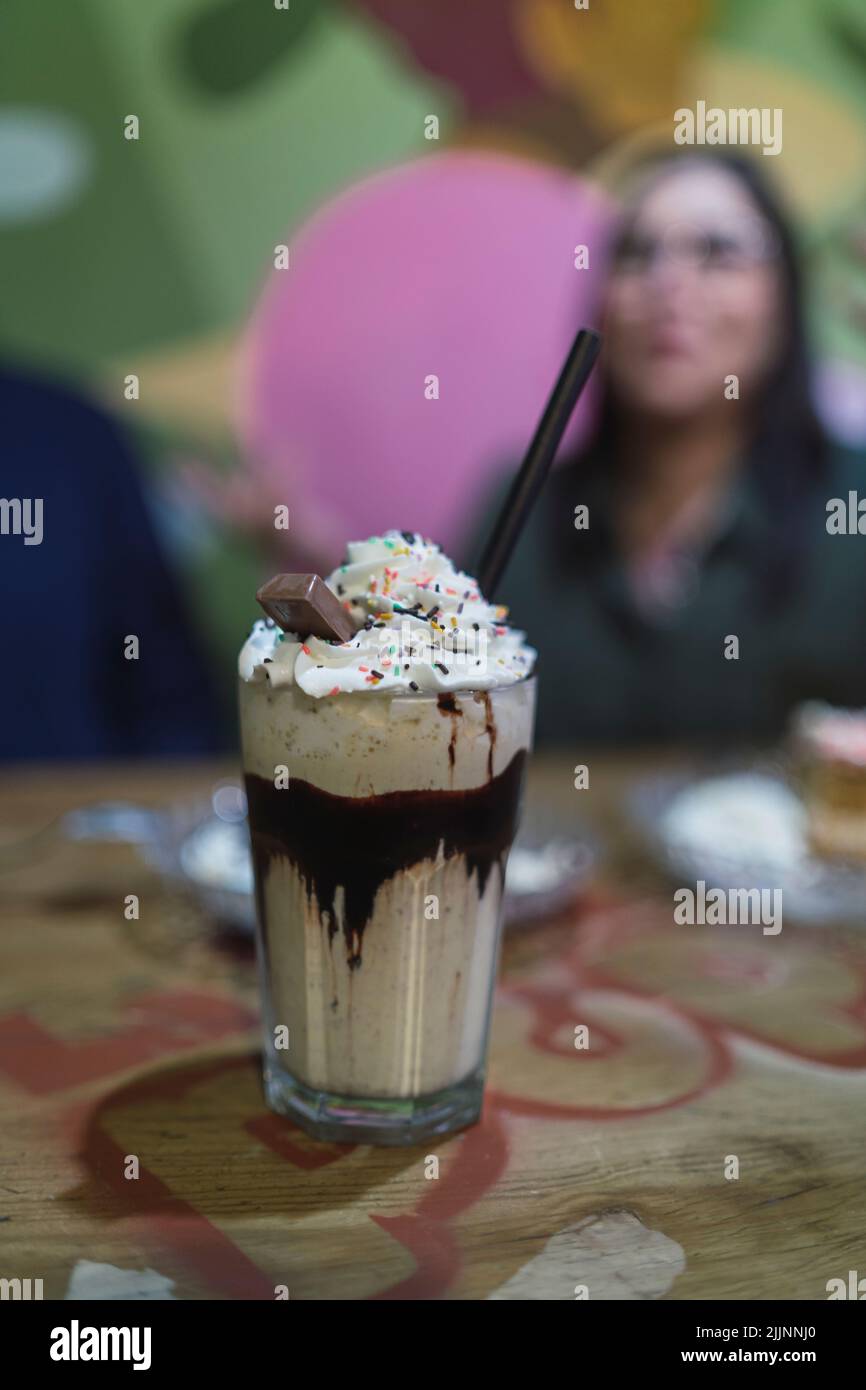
[258, 531, 534, 696]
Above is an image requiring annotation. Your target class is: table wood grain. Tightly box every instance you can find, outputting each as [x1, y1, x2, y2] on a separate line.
[1, 754, 864, 1300]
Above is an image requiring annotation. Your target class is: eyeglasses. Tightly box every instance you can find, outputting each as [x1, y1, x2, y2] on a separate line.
[610, 222, 780, 275]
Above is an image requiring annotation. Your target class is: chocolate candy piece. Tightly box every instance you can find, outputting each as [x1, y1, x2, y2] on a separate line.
[256, 574, 357, 642]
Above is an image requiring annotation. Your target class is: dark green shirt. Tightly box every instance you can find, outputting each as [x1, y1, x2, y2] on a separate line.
[472, 445, 866, 747]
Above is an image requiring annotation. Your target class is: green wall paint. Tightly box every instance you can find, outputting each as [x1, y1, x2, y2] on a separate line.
[1, 0, 454, 370]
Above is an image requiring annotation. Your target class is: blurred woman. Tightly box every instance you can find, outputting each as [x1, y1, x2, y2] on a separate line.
[479, 151, 866, 745]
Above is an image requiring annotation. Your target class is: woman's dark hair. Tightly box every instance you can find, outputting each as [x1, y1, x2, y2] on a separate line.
[558, 149, 828, 608]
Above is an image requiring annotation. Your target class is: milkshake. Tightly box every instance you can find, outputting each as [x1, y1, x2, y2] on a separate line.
[239, 531, 537, 1144]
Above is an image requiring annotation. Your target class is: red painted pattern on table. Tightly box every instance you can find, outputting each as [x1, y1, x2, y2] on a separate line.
[0, 991, 255, 1094]
[9, 903, 866, 1297]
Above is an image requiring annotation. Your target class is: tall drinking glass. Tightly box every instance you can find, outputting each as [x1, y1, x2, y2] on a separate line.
[240, 674, 536, 1145]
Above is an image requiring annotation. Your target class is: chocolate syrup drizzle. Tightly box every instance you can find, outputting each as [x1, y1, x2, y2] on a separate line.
[478, 692, 497, 779]
[436, 692, 462, 770]
[245, 751, 526, 970]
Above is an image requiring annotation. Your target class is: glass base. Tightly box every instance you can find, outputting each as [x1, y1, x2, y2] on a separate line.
[263, 1062, 485, 1146]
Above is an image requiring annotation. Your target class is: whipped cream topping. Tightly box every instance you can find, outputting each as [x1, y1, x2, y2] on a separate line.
[239, 531, 536, 697]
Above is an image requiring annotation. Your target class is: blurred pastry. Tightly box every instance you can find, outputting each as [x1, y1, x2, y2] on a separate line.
[793, 702, 866, 861]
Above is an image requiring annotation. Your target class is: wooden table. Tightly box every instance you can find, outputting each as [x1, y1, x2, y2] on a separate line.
[1, 754, 864, 1301]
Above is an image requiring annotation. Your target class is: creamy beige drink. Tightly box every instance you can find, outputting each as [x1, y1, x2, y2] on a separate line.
[239, 532, 536, 1144]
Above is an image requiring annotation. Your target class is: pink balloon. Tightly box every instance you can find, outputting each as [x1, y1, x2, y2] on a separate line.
[237, 152, 611, 565]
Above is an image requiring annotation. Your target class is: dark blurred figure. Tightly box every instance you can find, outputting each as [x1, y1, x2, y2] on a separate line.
[478, 152, 866, 745]
[0, 365, 222, 760]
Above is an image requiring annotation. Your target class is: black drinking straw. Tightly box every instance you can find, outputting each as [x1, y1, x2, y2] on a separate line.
[478, 327, 602, 599]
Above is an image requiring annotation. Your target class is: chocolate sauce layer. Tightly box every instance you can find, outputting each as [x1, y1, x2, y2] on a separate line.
[245, 751, 526, 968]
